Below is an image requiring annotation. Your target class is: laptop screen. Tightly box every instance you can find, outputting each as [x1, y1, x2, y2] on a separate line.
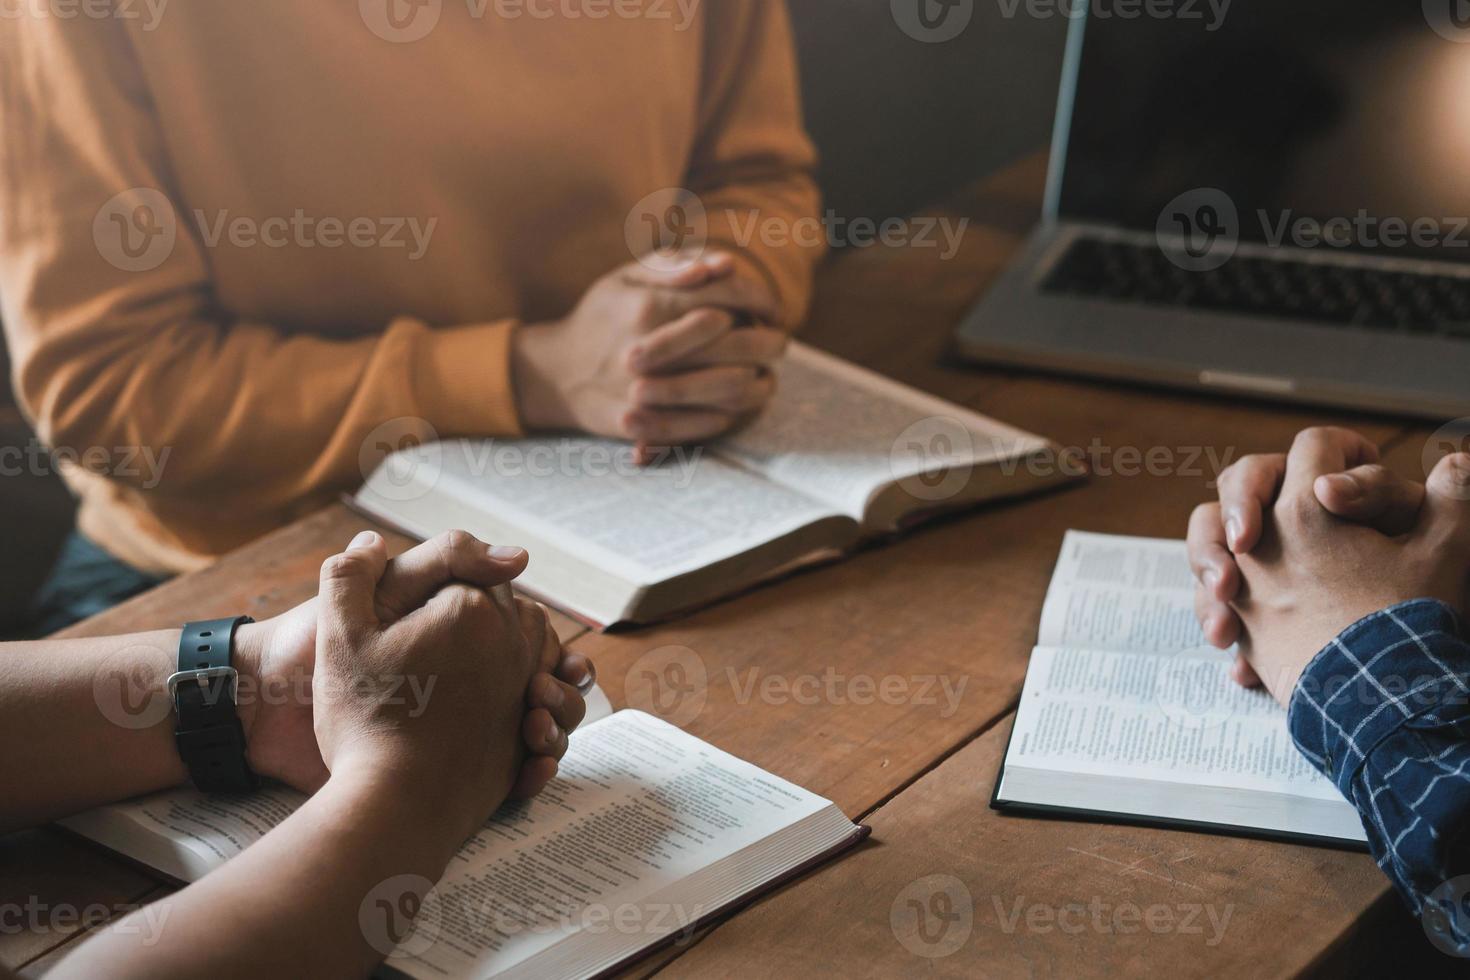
[1056, 4, 1470, 262]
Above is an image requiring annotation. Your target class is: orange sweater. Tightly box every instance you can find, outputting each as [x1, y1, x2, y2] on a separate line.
[0, 1, 821, 574]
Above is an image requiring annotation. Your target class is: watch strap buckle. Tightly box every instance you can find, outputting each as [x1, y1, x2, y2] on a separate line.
[166, 666, 239, 705]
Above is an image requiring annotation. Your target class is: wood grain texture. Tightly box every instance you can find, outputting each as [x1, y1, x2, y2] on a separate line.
[571, 380, 1404, 819]
[0, 831, 159, 969]
[653, 717, 1393, 980]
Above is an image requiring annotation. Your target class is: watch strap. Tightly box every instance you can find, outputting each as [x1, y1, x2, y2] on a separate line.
[171, 616, 259, 794]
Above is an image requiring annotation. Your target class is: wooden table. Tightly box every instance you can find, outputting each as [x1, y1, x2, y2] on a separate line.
[0, 155, 1449, 977]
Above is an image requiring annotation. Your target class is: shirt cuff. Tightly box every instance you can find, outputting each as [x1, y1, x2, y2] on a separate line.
[1288, 599, 1467, 796]
[415, 319, 524, 439]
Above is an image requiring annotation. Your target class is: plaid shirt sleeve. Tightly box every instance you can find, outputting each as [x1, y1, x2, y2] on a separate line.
[1288, 599, 1470, 956]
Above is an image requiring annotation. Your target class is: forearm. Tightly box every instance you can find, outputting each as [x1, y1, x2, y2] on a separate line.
[14, 315, 520, 506]
[1290, 599, 1470, 953]
[692, 0, 823, 329]
[703, 177, 824, 330]
[0, 630, 188, 831]
[49, 769, 457, 980]
[0, 623, 284, 831]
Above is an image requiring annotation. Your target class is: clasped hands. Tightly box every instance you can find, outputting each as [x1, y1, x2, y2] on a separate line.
[512, 251, 789, 462]
[230, 530, 594, 834]
[1188, 427, 1470, 707]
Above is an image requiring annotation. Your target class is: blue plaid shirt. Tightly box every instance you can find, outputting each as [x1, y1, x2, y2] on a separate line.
[1289, 599, 1470, 956]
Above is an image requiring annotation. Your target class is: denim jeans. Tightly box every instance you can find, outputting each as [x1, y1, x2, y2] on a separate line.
[23, 532, 167, 638]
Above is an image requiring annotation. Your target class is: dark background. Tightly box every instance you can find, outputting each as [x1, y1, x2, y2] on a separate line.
[0, 2, 1068, 629]
[795, 0, 1065, 221]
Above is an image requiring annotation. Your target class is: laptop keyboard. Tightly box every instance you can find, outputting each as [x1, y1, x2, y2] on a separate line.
[1041, 237, 1470, 338]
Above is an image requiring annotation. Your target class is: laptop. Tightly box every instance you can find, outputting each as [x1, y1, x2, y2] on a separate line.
[955, 4, 1470, 419]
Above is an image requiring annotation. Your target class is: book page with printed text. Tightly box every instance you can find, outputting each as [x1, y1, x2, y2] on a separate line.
[719, 342, 1052, 524]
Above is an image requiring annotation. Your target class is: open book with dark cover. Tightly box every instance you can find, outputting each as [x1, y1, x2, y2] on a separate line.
[353, 342, 1067, 629]
[60, 702, 869, 980]
[992, 531, 1369, 849]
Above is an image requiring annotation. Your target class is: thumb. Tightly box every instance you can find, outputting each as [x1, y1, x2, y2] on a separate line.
[622, 250, 733, 289]
[1418, 453, 1470, 545]
[317, 531, 390, 643]
[1313, 464, 1426, 536]
[373, 531, 528, 622]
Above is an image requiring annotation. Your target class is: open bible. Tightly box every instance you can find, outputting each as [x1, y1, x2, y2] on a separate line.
[60, 704, 867, 980]
[992, 531, 1368, 848]
[353, 342, 1065, 628]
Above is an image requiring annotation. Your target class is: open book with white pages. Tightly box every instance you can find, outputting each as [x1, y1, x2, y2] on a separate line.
[353, 341, 1069, 630]
[59, 690, 869, 980]
[991, 531, 1369, 849]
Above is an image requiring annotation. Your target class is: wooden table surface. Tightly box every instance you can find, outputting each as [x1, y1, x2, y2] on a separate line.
[0, 155, 1445, 977]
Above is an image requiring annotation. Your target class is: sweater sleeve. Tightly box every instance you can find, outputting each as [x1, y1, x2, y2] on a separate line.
[688, 0, 825, 329]
[0, 16, 522, 517]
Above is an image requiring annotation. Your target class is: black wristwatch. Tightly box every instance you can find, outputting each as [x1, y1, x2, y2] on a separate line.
[168, 616, 260, 794]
